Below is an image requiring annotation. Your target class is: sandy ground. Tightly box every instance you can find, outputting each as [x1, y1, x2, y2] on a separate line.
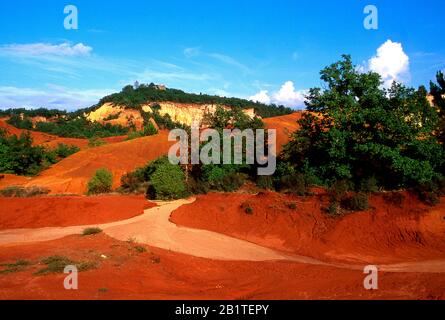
[0, 196, 444, 300]
[1, 197, 443, 274]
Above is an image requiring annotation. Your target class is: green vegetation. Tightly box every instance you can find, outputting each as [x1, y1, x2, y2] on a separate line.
[99, 82, 293, 118]
[148, 158, 187, 200]
[35, 255, 97, 275]
[430, 71, 445, 146]
[88, 137, 106, 148]
[0, 186, 50, 198]
[125, 123, 158, 141]
[44, 143, 80, 165]
[87, 168, 113, 195]
[241, 202, 254, 215]
[0, 130, 45, 176]
[82, 227, 103, 236]
[0, 260, 31, 274]
[35, 256, 74, 275]
[34, 117, 128, 139]
[0, 130, 80, 176]
[282, 55, 444, 199]
[4, 109, 129, 139]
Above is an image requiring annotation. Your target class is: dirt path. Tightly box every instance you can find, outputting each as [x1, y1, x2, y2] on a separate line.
[0, 198, 444, 273]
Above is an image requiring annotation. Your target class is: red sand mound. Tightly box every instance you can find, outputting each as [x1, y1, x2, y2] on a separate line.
[0, 174, 30, 189]
[0, 233, 443, 300]
[22, 130, 173, 194]
[171, 192, 445, 264]
[264, 112, 303, 152]
[0, 195, 154, 230]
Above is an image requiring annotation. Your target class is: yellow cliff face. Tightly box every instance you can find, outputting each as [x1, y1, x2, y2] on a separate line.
[89, 102, 257, 129]
[86, 103, 144, 130]
[143, 102, 256, 127]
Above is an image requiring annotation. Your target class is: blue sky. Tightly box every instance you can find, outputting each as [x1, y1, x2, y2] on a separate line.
[0, 0, 444, 110]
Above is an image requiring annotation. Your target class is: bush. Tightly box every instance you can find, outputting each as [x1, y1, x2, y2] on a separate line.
[88, 137, 106, 148]
[329, 180, 352, 202]
[185, 176, 209, 195]
[359, 176, 379, 193]
[87, 168, 113, 195]
[278, 173, 307, 196]
[286, 202, 297, 210]
[241, 202, 254, 214]
[342, 193, 369, 211]
[0, 186, 50, 198]
[257, 176, 274, 190]
[382, 192, 406, 207]
[82, 227, 103, 236]
[148, 162, 186, 200]
[324, 201, 342, 217]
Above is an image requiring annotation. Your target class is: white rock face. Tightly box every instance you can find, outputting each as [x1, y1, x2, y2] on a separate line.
[89, 102, 257, 128]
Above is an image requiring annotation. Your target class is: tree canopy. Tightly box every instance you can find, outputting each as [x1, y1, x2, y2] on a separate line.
[282, 55, 443, 190]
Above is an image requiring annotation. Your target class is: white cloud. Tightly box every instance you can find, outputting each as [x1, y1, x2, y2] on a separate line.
[183, 47, 201, 58]
[0, 86, 113, 110]
[249, 81, 307, 109]
[367, 40, 410, 87]
[249, 90, 271, 105]
[0, 42, 93, 57]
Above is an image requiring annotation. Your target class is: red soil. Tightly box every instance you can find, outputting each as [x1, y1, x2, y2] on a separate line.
[0, 174, 30, 189]
[171, 192, 445, 265]
[0, 233, 444, 300]
[20, 130, 173, 194]
[264, 112, 303, 152]
[0, 195, 154, 230]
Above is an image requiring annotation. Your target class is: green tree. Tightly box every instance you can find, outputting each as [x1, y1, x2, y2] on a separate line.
[148, 160, 186, 200]
[87, 168, 113, 195]
[282, 55, 443, 190]
[430, 71, 445, 145]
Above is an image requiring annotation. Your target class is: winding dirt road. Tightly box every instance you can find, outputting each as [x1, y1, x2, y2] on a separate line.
[0, 198, 444, 273]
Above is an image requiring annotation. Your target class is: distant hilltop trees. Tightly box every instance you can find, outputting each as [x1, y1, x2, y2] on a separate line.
[97, 82, 294, 119]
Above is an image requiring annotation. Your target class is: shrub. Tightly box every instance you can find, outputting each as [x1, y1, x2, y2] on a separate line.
[342, 193, 369, 211]
[286, 202, 297, 210]
[324, 201, 342, 217]
[278, 173, 307, 196]
[0, 260, 31, 274]
[328, 180, 352, 202]
[0, 186, 50, 198]
[148, 162, 186, 200]
[82, 227, 103, 236]
[185, 176, 209, 195]
[87, 168, 113, 195]
[35, 256, 96, 275]
[241, 201, 254, 214]
[36, 256, 74, 275]
[88, 137, 106, 148]
[257, 176, 274, 190]
[359, 176, 379, 193]
[382, 192, 406, 207]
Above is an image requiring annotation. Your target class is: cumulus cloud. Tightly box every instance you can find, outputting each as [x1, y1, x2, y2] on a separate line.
[249, 90, 271, 105]
[0, 42, 93, 57]
[366, 40, 410, 87]
[0, 86, 113, 110]
[249, 81, 307, 109]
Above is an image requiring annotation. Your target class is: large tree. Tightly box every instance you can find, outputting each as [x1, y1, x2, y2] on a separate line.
[282, 55, 443, 190]
[430, 71, 445, 145]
